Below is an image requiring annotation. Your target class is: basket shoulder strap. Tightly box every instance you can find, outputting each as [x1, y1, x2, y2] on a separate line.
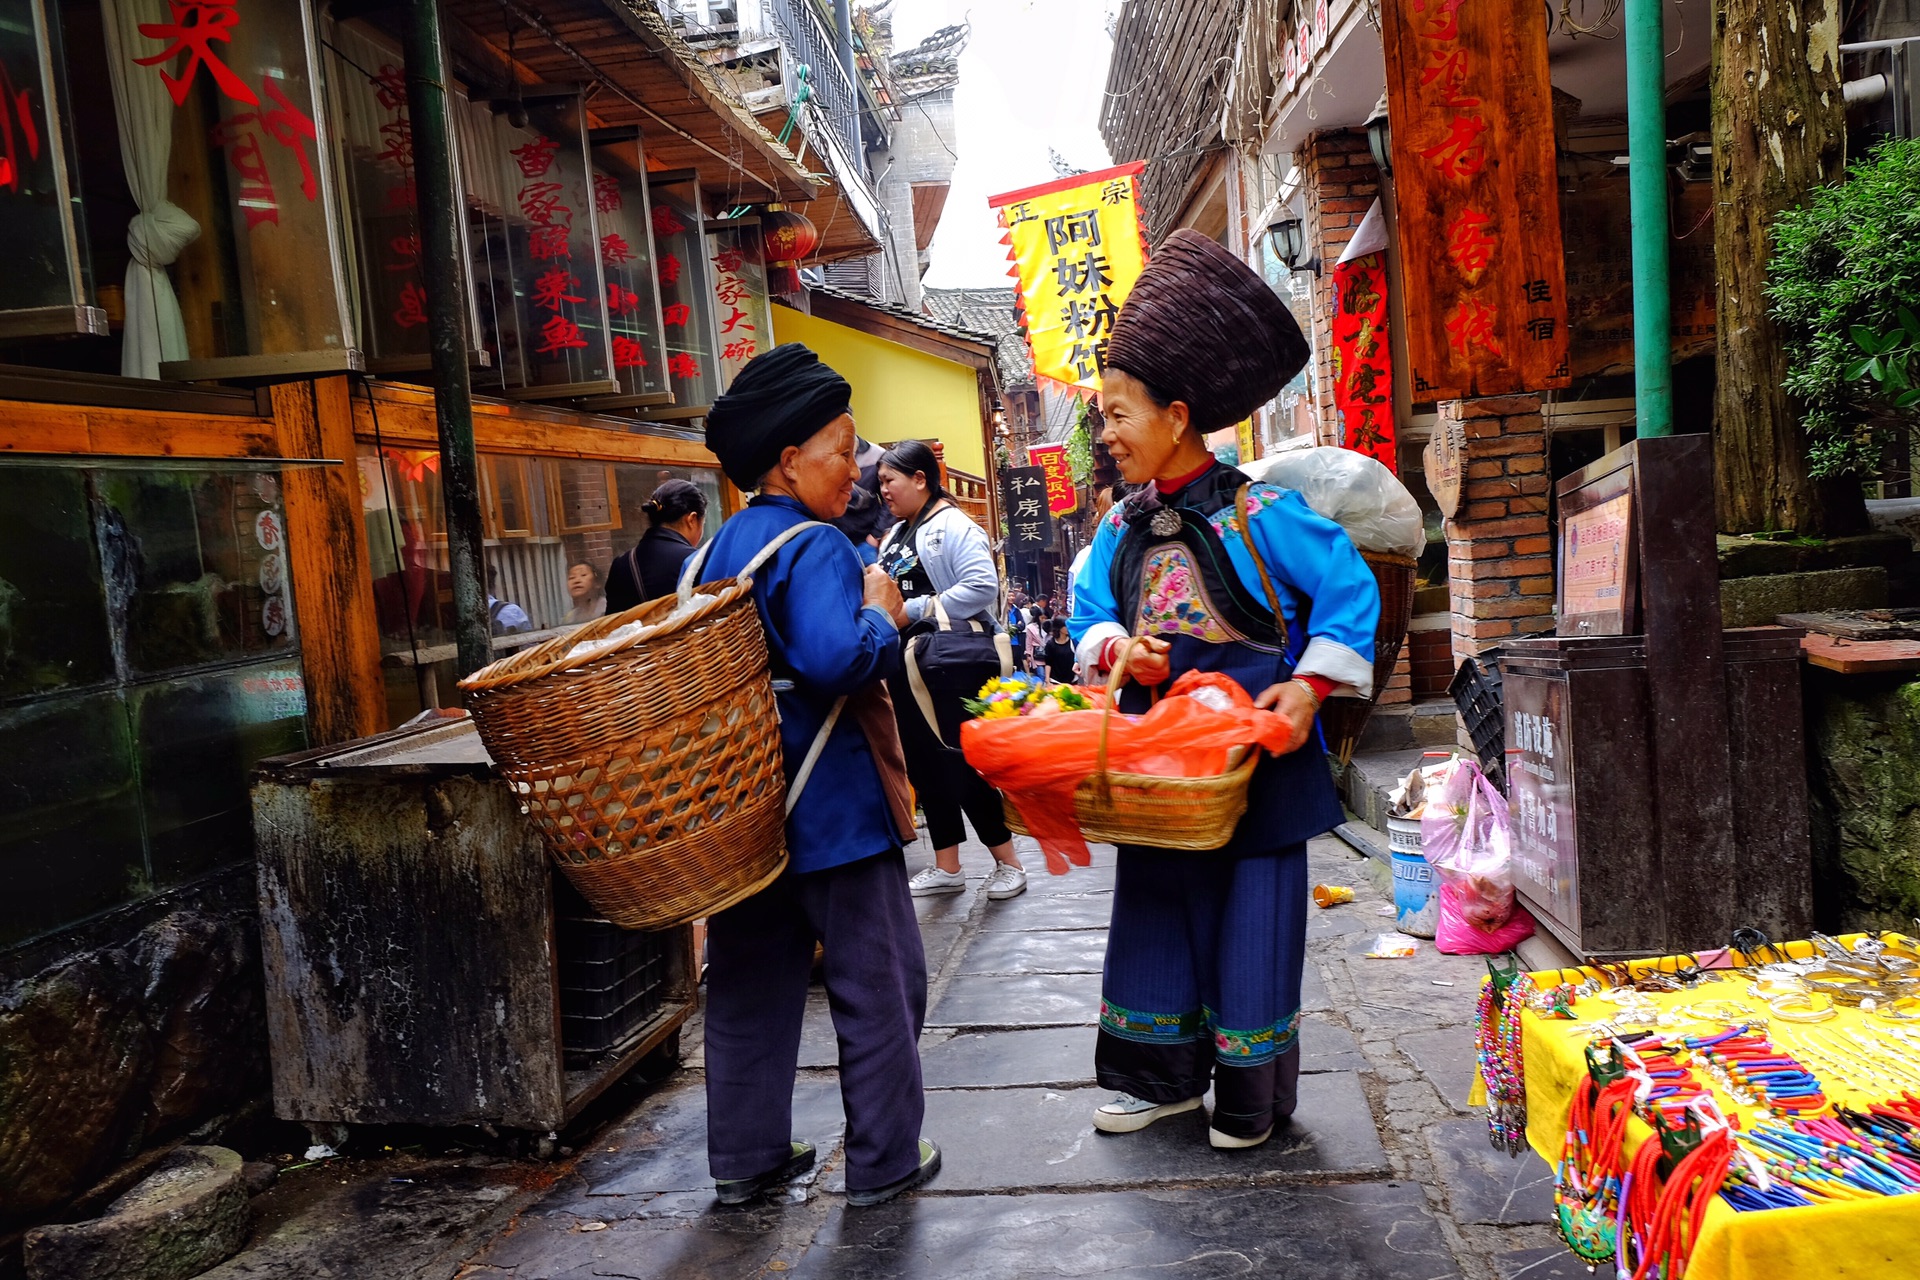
[1233, 484, 1304, 659]
[677, 518, 830, 602]
[786, 694, 847, 815]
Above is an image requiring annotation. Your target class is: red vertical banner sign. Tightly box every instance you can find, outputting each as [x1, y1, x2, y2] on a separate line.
[1026, 443, 1079, 515]
[1331, 200, 1396, 470]
[1380, 0, 1570, 399]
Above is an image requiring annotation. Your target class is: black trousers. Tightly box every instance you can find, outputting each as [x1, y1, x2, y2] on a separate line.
[704, 850, 928, 1191]
[888, 672, 1013, 851]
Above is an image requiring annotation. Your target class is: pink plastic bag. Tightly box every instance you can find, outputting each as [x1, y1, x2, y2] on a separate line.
[1435, 879, 1535, 954]
[1419, 759, 1520, 932]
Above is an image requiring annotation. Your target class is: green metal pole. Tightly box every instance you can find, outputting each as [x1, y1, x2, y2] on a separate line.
[1626, 0, 1673, 437]
[403, 0, 490, 678]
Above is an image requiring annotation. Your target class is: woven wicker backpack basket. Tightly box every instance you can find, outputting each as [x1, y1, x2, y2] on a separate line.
[459, 524, 834, 930]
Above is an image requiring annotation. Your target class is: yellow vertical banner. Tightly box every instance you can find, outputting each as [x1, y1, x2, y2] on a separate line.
[987, 162, 1150, 393]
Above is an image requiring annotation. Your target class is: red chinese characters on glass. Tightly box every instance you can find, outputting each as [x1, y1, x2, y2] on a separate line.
[657, 253, 682, 287]
[536, 313, 589, 354]
[393, 280, 427, 329]
[722, 339, 757, 363]
[0, 64, 41, 194]
[611, 336, 648, 368]
[592, 173, 621, 215]
[600, 233, 634, 268]
[721, 306, 751, 335]
[1445, 297, 1504, 360]
[662, 302, 691, 328]
[531, 269, 585, 311]
[387, 233, 420, 272]
[510, 135, 560, 179]
[517, 181, 568, 229]
[205, 76, 322, 229]
[668, 352, 701, 379]
[529, 223, 571, 261]
[1443, 207, 1496, 282]
[607, 283, 641, 317]
[652, 204, 685, 240]
[712, 246, 745, 275]
[371, 64, 408, 111]
[136, 1, 258, 107]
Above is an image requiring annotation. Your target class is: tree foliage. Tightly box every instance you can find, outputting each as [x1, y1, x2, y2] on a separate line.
[1769, 137, 1920, 477]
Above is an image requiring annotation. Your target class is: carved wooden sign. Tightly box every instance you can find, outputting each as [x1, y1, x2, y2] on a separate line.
[1380, 0, 1571, 399]
[1425, 417, 1466, 518]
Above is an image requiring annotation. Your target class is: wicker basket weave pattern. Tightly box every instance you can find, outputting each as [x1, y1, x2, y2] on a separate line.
[460, 580, 790, 930]
[1001, 640, 1257, 852]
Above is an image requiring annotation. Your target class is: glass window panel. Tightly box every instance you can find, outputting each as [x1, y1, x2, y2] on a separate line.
[0, 688, 144, 947]
[0, 467, 113, 699]
[0, 0, 96, 330]
[474, 104, 613, 394]
[705, 216, 772, 390]
[646, 174, 720, 409]
[98, 469, 297, 674]
[323, 22, 426, 364]
[360, 444, 453, 656]
[590, 139, 670, 400]
[131, 659, 306, 887]
[136, 0, 355, 359]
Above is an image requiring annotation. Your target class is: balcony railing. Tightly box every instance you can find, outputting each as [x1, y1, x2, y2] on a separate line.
[766, 0, 863, 166]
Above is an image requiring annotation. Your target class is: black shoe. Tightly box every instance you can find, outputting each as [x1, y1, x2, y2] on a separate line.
[714, 1141, 815, 1206]
[846, 1139, 941, 1207]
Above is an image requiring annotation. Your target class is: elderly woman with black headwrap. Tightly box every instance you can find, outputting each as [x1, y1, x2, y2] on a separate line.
[1069, 232, 1380, 1151]
[689, 343, 941, 1210]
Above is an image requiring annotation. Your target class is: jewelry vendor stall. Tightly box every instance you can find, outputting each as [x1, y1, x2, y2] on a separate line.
[1475, 934, 1920, 1280]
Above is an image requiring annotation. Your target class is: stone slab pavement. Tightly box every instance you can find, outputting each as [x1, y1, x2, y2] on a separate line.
[444, 830, 1569, 1280]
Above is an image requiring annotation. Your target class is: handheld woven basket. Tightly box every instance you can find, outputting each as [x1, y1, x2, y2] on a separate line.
[458, 579, 787, 931]
[1002, 640, 1256, 851]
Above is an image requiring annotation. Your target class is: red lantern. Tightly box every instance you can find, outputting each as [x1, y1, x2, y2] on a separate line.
[759, 203, 819, 295]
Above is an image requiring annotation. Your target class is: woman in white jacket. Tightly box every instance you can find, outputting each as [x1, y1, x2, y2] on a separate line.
[876, 440, 1029, 900]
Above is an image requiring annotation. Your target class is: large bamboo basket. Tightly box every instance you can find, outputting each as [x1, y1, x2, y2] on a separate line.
[458, 580, 787, 930]
[1002, 640, 1257, 851]
[1318, 550, 1419, 763]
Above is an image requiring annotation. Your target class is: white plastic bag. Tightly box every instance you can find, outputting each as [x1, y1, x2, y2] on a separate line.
[1240, 446, 1426, 559]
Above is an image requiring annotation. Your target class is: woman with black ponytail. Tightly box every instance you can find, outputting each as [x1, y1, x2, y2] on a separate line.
[876, 439, 1029, 902]
[605, 478, 709, 613]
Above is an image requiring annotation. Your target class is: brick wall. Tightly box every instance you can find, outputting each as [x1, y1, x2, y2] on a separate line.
[1298, 129, 1381, 442]
[1409, 624, 1453, 699]
[1443, 394, 1555, 667]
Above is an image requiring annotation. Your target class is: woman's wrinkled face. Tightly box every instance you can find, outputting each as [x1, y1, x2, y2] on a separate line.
[566, 563, 595, 601]
[781, 414, 861, 520]
[877, 462, 930, 519]
[1099, 370, 1188, 485]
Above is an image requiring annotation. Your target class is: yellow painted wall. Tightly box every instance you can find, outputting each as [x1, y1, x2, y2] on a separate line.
[771, 303, 988, 478]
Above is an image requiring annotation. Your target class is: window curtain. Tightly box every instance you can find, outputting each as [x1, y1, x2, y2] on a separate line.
[100, 0, 200, 379]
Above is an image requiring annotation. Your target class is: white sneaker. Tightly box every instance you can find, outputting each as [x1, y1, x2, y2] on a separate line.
[1091, 1093, 1202, 1133]
[1209, 1125, 1275, 1150]
[983, 862, 1028, 900]
[908, 866, 967, 896]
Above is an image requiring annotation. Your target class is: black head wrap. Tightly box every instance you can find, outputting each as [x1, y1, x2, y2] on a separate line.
[1103, 230, 1309, 433]
[705, 343, 854, 489]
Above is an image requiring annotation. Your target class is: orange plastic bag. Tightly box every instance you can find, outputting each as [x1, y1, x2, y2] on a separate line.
[960, 673, 1296, 872]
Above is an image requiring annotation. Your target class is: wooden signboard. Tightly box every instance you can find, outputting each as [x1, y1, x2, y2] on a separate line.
[1423, 416, 1466, 518]
[1381, 0, 1571, 399]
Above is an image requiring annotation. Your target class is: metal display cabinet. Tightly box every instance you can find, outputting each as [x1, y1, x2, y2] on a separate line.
[251, 714, 694, 1133]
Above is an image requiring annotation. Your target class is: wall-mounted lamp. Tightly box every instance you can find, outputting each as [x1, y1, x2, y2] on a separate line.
[1268, 215, 1319, 277]
[1364, 93, 1391, 176]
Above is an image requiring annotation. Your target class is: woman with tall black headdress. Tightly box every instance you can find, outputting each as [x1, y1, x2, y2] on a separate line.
[693, 343, 941, 1208]
[1068, 232, 1381, 1150]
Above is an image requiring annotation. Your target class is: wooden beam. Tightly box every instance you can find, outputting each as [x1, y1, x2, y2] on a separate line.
[273, 378, 388, 745]
[353, 382, 720, 466]
[804, 293, 996, 370]
[0, 399, 278, 457]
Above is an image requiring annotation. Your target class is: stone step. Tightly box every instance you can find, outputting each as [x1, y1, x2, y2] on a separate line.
[1353, 699, 1460, 754]
[25, 1146, 250, 1280]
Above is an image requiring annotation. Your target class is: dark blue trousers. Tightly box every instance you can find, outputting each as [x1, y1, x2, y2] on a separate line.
[1095, 843, 1309, 1138]
[704, 849, 928, 1191]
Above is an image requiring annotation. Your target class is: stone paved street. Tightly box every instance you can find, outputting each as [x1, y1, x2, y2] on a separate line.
[450, 831, 1573, 1280]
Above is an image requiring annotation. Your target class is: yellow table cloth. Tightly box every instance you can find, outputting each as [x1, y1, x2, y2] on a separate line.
[1485, 940, 1920, 1279]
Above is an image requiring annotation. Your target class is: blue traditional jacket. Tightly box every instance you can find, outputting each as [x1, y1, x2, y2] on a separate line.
[701, 495, 903, 875]
[1067, 462, 1380, 851]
